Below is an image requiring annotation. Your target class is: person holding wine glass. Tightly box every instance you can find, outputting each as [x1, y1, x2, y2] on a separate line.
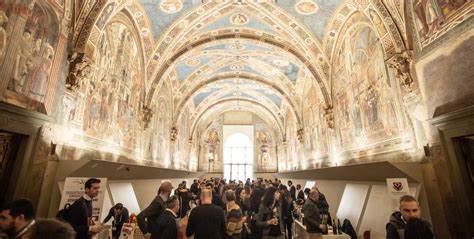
[256, 187, 285, 239]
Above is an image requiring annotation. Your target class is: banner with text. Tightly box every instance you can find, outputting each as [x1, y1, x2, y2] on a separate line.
[59, 177, 108, 222]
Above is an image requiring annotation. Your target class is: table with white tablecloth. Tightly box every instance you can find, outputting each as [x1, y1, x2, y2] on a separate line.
[294, 219, 351, 239]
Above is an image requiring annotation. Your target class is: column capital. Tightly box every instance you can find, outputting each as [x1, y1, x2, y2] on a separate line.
[170, 127, 178, 142]
[141, 106, 153, 129]
[65, 53, 93, 91]
[386, 51, 414, 92]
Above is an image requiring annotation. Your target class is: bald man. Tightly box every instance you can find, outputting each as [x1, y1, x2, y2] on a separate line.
[186, 189, 226, 239]
[137, 181, 173, 239]
[302, 189, 326, 238]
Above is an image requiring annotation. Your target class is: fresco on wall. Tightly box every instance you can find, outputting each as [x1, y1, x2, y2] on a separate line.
[147, 82, 171, 165]
[96, 2, 116, 29]
[199, 121, 222, 172]
[0, 10, 8, 64]
[333, 24, 401, 152]
[302, 85, 328, 160]
[78, 22, 143, 148]
[255, 120, 277, 172]
[174, 106, 190, 169]
[3, 3, 61, 112]
[285, 110, 298, 170]
[435, 0, 468, 18]
[411, 0, 470, 52]
[413, 0, 442, 41]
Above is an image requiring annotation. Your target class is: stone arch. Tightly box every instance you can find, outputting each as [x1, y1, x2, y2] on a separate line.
[190, 98, 285, 142]
[146, 32, 331, 110]
[104, 10, 147, 94]
[325, 2, 407, 63]
[72, 0, 108, 52]
[173, 72, 301, 128]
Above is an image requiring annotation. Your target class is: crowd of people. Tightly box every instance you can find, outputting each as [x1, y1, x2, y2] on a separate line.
[0, 177, 435, 239]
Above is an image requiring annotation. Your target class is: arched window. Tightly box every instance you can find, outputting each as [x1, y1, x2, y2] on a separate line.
[223, 132, 253, 181]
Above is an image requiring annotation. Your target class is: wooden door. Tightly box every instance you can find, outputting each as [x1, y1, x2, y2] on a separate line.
[0, 132, 20, 205]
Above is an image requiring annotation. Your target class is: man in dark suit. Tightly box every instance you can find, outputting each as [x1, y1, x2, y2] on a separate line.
[302, 188, 326, 238]
[296, 184, 305, 201]
[137, 181, 173, 239]
[67, 178, 103, 239]
[155, 196, 180, 239]
[102, 203, 129, 239]
[288, 180, 296, 201]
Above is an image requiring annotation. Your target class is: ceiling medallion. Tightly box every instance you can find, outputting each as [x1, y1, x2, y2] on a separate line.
[230, 13, 249, 25]
[229, 43, 246, 50]
[230, 64, 244, 70]
[141, 28, 149, 37]
[160, 0, 183, 14]
[272, 59, 290, 67]
[295, 0, 319, 15]
[186, 58, 201, 66]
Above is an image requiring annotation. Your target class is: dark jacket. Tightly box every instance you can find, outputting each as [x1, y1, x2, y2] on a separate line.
[316, 192, 329, 214]
[190, 182, 199, 196]
[103, 207, 129, 238]
[386, 211, 405, 239]
[297, 190, 305, 201]
[386, 212, 435, 239]
[256, 203, 284, 236]
[177, 189, 192, 218]
[103, 207, 129, 224]
[66, 197, 92, 239]
[155, 210, 178, 239]
[302, 198, 322, 233]
[212, 191, 225, 208]
[289, 185, 296, 201]
[250, 186, 265, 213]
[137, 195, 165, 238]
[281, 198, 294, 224]
[186, 204, 226, 239]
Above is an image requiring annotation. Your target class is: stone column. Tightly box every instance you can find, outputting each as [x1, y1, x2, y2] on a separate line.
[44, 33, 67, 114]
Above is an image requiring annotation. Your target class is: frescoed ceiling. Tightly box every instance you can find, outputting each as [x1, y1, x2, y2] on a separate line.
[129, 0, 359, 136]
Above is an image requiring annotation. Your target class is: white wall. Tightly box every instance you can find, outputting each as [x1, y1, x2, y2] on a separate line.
[110, 178, 195, 212]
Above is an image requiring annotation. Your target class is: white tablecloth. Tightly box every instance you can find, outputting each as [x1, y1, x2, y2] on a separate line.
[294, 219, 351, 239]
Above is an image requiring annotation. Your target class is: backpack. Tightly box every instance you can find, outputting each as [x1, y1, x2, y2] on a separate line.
[56, 203, 72, 221]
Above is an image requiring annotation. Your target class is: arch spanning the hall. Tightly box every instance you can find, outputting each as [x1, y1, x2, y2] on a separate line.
[190, 98, 285, 142]
[145, 32, 331, 109]
[174, 73, 300, 128]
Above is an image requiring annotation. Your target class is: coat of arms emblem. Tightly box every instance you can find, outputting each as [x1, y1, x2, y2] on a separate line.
[392, 182, 403, 191]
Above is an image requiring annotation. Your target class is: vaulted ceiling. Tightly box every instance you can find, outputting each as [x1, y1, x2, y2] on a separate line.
[125, 0, 377, 136]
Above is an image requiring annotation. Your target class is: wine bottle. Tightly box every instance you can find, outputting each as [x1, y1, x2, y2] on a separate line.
[323, 215, 328, 235]
[332, 219, 338, 234]
[337, 219, 343, 235]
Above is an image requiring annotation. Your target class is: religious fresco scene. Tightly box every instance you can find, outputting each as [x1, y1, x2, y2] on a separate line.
[0, 0, 473, 237]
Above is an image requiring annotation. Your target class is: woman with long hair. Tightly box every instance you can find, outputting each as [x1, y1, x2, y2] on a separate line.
[256, 187, 285, 239]
[235, 187, 249, 216]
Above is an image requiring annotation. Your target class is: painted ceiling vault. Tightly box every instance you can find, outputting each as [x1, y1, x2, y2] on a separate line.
[60, 0, 444, 159]
[125, 0, 355, 132]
